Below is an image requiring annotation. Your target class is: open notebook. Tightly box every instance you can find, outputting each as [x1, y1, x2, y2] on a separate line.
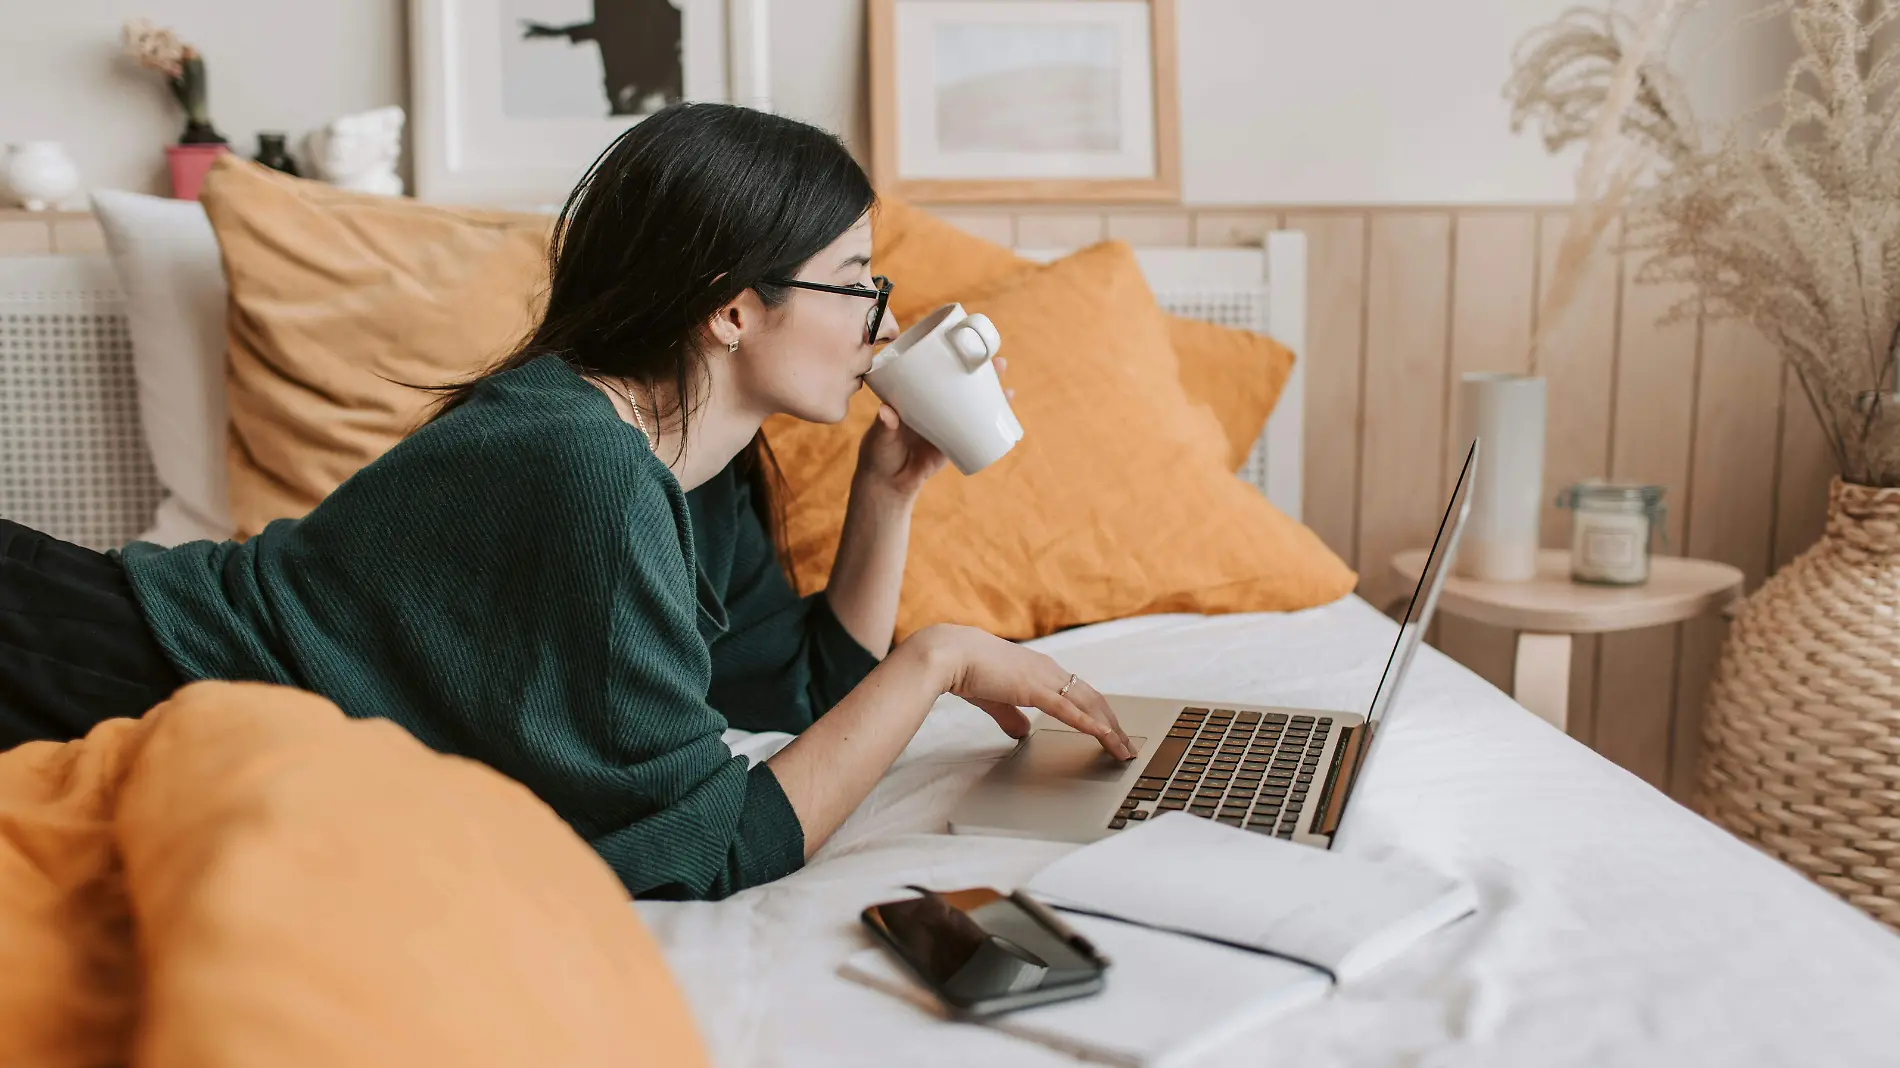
[840, 814, 1476, 1066]
[1029, 812, 1477, 982]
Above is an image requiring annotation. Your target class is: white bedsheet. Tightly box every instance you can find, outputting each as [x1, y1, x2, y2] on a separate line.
[642, 597, 1900, 1067]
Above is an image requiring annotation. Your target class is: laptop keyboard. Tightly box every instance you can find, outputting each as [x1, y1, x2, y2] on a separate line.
[1110, 707, 1333, 838]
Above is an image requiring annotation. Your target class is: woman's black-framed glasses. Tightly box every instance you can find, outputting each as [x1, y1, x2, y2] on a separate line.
[765, 275, 892, 344]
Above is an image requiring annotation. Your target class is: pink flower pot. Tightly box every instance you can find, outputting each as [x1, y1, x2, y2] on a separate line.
[164, 143, 229, 200]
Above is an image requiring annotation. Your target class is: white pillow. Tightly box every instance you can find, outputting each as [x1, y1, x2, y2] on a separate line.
[91, 190, 232, 545]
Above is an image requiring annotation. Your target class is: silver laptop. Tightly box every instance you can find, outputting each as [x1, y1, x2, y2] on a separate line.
[949, 440, 1478, 850]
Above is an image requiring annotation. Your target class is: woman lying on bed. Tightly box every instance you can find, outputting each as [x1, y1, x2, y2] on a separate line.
[0, 102, 1134, 900]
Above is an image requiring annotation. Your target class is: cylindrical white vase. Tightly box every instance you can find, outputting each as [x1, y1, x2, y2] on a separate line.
[1456, 373, 1546, 581]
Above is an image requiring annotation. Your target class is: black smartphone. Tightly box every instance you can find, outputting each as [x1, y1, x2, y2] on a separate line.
[861, 886, 1110, 1019]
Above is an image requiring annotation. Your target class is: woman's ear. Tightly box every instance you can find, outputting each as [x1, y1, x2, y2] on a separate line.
[708, 289, 762, 351]
[707, 308, 741, 350]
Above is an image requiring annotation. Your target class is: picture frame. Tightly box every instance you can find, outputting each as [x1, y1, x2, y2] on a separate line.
[869, 0, 1180, 203]
[411, 0, 771, 208]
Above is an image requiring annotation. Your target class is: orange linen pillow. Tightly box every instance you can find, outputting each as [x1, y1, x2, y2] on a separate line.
[764, 242, 1355, 641]
[872, 198, 1293, 471]
[0, 718, 146, 1068]
[0, 681, 708, 1068]
[199, 156, 552, 537]
[119, 683, 710, 1068]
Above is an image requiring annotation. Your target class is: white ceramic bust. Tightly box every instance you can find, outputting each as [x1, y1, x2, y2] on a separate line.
[305, 106, 405, 196]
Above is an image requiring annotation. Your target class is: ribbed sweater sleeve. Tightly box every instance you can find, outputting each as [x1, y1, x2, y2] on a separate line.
[571, 469, 807, 898]
[119, 356, 813, 901]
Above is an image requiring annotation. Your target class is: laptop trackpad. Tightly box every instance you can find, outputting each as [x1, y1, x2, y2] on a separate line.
[998, 730, 1147, 785]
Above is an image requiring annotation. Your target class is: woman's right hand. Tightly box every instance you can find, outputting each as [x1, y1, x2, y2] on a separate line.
[909, 624, 1137, 761]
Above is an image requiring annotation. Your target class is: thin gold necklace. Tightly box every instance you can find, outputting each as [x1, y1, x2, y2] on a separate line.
[621, 380, 656, 453]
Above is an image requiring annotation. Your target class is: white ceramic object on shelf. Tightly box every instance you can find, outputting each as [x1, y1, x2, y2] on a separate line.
[305, 106, 406, 196]
[1456, 372, 1546, 581]
[4, 142, 81, 211]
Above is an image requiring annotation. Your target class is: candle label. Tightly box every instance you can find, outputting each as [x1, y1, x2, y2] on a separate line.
[1573, 513, 1650, 583]
[1584, 529, 1637, 566]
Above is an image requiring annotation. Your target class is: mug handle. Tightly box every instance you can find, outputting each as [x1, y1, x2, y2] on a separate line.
[948, 313, 1001, 370]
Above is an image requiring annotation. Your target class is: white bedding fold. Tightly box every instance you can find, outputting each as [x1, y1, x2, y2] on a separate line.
[650, 597, 1900, 1067]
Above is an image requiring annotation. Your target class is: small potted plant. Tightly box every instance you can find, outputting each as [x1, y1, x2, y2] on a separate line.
[122, 18, 229, 200]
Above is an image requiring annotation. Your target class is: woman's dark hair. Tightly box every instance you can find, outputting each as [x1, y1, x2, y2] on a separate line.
[432, 102, 876, 575]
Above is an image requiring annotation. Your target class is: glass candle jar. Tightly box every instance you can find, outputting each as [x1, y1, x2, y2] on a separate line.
[1554, 481, 1666, 585]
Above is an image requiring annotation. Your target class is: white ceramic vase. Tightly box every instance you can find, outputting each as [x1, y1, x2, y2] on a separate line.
[1456, 373, 1546, 581]
[4, 142, 81, 211]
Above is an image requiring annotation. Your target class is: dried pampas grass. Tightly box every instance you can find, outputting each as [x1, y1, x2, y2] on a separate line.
[1510, 0, 1900, 486]
[1507, 0, 1696, 376]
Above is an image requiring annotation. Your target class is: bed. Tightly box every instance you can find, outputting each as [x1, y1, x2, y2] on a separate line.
[5, 229, 1899, 1065]
[654, 602, 1900, 1067]
[642, 238, 1900, 1066]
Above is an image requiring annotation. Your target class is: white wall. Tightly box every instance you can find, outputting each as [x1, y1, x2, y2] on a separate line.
[3, 1, 406, 197]
[772, 0, 873, 156]
[767, 0, 1598, 203]
[1, 0, 1781, 204]
[1179, 0, 1579, 203]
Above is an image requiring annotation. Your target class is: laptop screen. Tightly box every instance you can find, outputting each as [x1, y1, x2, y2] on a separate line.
[1363, 440, 1478, 726]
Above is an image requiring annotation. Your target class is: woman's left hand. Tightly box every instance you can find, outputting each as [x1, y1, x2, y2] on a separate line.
[854, 404, 948, 501]
[831, 360, 1009, 654]
[853, 357, 1008, 503]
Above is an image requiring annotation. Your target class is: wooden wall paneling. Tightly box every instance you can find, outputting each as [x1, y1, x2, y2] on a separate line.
[0, 210, 112, 254]
[1283, 213, 1368, 568]
[1535, 211, 1624, 746]
[1670, 320, 1783, 799]
[9, 194, 1800, 790]
[0, 215, 53, 254]
[1106, 210, 1192, 246]
[931, 210, 1016, 247]
[1567, 607, 1605, 748]
[50, 216, 107, 254]
[1772, 365, 1836, 571]
[1535, 214, 1625, 545]
[1443, 212, 1540, 486]
[1598, 644, 1687, 792]
[1192, 211, 1278, 248]
[1596, 253, 1702, 789]
[1356, 213, 1454, 608]
[1014, 212, 1107, 249]
[1435, 211, 1541, 691]
[902, 201, 1801, 787]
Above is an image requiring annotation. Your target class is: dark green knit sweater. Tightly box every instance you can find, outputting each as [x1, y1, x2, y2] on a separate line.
[119, 356, 879, 900]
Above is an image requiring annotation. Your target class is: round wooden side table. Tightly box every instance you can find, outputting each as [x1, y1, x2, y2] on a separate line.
[1389, 549, 1744, 731]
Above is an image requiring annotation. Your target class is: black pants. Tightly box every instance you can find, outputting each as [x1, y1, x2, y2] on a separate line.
[0, 518, 182, 749]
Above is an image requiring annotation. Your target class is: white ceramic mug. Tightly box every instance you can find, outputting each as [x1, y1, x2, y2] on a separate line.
[864, 303, 1022, 475]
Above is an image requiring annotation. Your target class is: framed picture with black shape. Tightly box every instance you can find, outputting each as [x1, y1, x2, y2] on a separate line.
[412, 0, 771, 207]
[869, 0, 1180, 203]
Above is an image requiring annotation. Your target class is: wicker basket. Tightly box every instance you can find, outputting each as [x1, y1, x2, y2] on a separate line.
[1699, 479, 1900, 930]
